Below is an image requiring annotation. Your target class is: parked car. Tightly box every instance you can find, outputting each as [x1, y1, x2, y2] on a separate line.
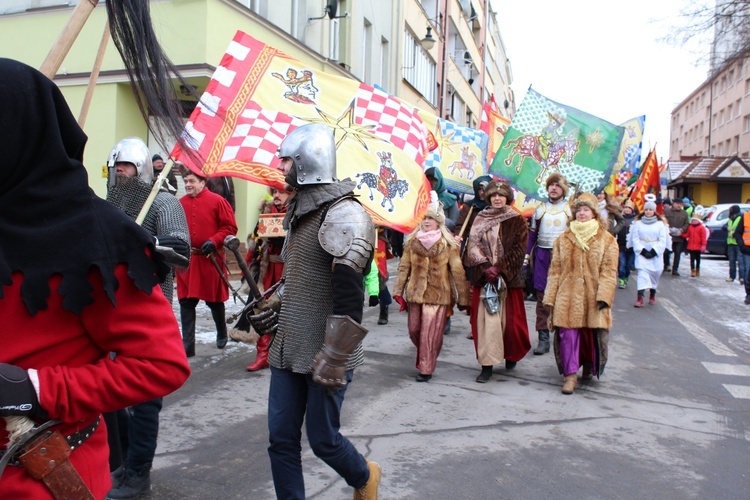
[703, 203, 750, 256]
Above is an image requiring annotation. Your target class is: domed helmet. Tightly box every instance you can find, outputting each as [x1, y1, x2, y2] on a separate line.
[278, 123, 336, 187]
[107, 137, 153, 185]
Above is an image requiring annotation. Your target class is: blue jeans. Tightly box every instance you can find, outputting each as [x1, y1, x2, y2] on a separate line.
[727, 245, 746, 280]
[618, 249, 635, 279]
[119, 397, 163, 472]
[741, 253, 750, 298]
[268, 367, 369, 499]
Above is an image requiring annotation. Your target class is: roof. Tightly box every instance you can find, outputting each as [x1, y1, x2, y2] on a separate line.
[667, 156, 750, 186]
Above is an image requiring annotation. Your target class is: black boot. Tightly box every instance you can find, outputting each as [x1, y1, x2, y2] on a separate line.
[179, 301, 196, 357]
[106, 465, 151, 499]
[210, 302, 228, 349]
[476, 365, 493, 383]
[533, 329, 550, 355]
[377, 304, 389, 325]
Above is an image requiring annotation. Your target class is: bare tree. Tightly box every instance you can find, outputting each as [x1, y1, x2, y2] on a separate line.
[663, 0, 750, 70]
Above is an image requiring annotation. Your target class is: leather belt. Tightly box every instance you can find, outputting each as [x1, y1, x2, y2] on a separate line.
[2, 417, 100, 468]
[191, 247, 203, 255]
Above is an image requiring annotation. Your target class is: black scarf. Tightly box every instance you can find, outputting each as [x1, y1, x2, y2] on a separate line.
[0, 58, 165, 315]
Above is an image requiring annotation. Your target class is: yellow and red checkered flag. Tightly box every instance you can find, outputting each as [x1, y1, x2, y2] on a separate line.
[172, 31, 431, 232]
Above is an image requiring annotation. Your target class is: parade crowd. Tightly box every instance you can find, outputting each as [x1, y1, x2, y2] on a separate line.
[3, 55, 750, 500]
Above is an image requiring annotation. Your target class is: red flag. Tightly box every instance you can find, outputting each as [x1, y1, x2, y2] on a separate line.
[172, 31, 431, 232]
[629, 148, 660, 212]
[479, 94, 510, 165]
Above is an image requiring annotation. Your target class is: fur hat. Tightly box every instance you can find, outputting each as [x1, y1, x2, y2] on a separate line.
[572, 192, 606, 227]
[545, 172, 569, 197]
[623, 199, 635, 210]
[422, 206, 445, 226]
[484, 180, 514, 204]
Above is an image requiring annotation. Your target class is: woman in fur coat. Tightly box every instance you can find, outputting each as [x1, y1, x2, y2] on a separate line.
[544, 193, 618, 394]
[393, 208, 470, 382]
[463, 181, 531, 383]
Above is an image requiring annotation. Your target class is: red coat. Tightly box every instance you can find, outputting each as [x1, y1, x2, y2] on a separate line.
[177, 188, 238, 302]
[682, 221, 708, 251]
[0, 266, 190, 499]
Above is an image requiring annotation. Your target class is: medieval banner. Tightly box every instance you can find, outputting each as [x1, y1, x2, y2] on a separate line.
[629, 148, 660, 212]
[604, 115, 645, 196]
[172, 31, 431, 232]
[480, 94, 511, 165]
[490, 88, 625, 200]
[421, 112, 489, 195]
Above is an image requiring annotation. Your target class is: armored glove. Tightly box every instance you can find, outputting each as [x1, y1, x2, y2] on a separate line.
[368, 295, 379, 307]
[483, 266, 500, 285]
[155, 234, 190, 258]
[201, 240, 216, 256]
[312, 315, 368, 387]
[248, 308, 278, 336]
[0, 363, 47, 419]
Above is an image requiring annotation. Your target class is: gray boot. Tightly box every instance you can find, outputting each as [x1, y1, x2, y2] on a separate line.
[533, 329, 550, 355]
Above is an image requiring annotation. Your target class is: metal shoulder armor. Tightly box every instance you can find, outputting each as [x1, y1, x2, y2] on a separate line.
[318, 197, 376, 273]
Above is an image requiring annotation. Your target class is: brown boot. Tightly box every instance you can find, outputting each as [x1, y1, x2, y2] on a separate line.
[353, 460, 381, 500]
[690, 269, 697, 277]
[695, 269, 700, 277]
[246, 334, 271, 371]
[561, 374, 577, 394]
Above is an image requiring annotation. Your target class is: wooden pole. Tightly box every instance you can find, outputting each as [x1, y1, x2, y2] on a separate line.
[39, 0, 99, 79]
[78, 20, 109, 128]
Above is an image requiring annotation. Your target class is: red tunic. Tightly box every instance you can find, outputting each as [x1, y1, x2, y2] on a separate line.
[177, 188, 238, 302]
[0, 265, 191, 499]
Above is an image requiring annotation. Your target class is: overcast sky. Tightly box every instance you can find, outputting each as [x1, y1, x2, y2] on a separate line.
[492, 0, 711, 163]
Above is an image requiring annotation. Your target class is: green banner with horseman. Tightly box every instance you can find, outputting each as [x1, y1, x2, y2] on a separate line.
[490, 88, 625, 200]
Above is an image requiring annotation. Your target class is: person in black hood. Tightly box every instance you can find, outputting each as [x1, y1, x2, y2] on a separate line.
[0, 58, 190, 499]
[456, 175, 492, 238]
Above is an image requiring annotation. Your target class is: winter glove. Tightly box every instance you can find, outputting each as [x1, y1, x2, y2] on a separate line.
[0, 363, 47, 419]
[597, 301, 609, 311]
[368, 295, 380, 307]
[394, 295, 407, 312]
[155, 234, 190, 258]
[483, 266, 500, 285]
[201, 240, 216, 256]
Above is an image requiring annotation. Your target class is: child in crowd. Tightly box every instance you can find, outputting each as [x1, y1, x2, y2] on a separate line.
[682, 215, 708, 277]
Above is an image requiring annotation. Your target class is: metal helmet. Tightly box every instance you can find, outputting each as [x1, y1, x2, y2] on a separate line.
[278, 123, 336, 186]
[107, 137, 153, 185]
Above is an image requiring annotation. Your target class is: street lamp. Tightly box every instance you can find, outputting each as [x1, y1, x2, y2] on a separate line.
[421, 26, 436, 51]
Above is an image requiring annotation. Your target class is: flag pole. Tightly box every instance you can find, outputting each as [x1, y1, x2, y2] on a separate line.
[78, 20, 110, 128]
[39, 0, 99, 79]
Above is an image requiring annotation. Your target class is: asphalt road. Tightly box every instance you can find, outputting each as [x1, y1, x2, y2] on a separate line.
[148, 255, 750, 499]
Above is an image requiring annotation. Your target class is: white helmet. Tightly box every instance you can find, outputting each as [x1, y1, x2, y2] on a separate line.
[107, 137, 153, 184]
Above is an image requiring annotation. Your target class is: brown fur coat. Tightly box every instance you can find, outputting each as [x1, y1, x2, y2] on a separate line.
[393, 237, 469, 306]
[543, 227, 618, 329]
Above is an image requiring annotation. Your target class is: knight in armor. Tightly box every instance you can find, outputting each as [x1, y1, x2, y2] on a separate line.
[104, 137, 191, 500]
[525, 173, 572, 355]
[248, 123, 381, 499]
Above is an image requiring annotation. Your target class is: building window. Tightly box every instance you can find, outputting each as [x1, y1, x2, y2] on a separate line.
[362, 19, 372, 83]
[718, 143, 723, 155]
[729, 69, 735, 86]
[329, 19, 340, 61]
[720, 109, 725, 125]
[379, 37, 390, 92]
[736, 99, 742, 118]
[746, 78, 750, 95]
[744, 115, 750, 133]
[402, 30, 437, 106]
[728, 103, 734, 121]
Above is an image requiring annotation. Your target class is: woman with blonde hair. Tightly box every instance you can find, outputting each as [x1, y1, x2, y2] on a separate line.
[463, 181, 530, 383]
[393, 208, 470, 381]
[544, 193, 618, 394]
